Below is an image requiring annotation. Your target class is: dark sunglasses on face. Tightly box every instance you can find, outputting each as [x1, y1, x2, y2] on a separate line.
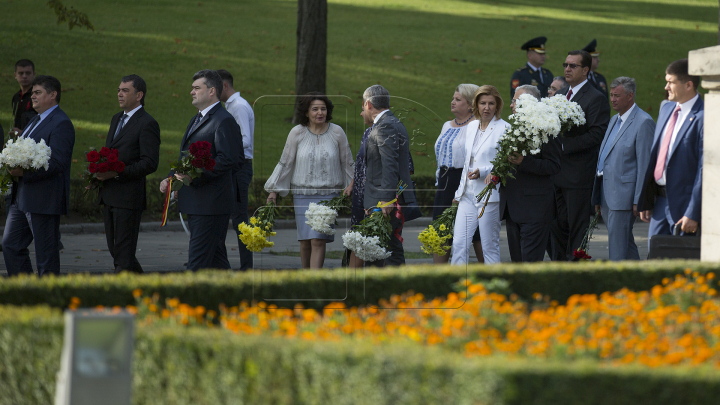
[563, 63, 582, 69]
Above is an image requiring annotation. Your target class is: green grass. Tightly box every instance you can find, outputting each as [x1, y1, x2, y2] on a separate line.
[1, 0, 717, 182]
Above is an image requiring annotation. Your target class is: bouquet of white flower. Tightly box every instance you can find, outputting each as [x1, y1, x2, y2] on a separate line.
[0, 137, 52, 194]
[305, 194, 350, 235]
[474, 94, 584, 216]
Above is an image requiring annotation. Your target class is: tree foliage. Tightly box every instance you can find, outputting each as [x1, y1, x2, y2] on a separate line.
[47, 0, 94, 31]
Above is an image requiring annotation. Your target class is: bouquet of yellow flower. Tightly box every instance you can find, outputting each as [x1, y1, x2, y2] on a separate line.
[418, 204, 457, 255]
[238, 202, 278, 252]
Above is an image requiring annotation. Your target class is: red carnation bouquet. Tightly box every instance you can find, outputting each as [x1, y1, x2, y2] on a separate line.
[169, 140, 215, 191]
[83, 147, 125, 191]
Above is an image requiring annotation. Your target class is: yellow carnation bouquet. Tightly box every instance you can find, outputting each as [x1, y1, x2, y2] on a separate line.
[238, 202, 278, 252]
[418, 204, 457, 255]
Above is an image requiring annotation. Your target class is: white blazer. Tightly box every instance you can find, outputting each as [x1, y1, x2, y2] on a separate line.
[454, 117, 510, 204]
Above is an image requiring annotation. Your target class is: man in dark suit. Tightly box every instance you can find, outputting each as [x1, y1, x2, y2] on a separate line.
[500, 85, 562, 262]
[591, 77, 655, 260]
[639, 59, 703, 238]
[97, 75, 160, 273]
[2, 75, 75, 276]
[362, 84, 416, 266]
[160, 70, 243, 271]
[510, 36, 554, 99]
[550, 50, 611, 261]
[583, 40, 609, 99]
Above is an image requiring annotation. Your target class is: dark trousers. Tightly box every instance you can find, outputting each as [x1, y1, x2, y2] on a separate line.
[187, 213, 231, 271]
[2, 203, 60, 276]
[505, 215, 550, 262]
[231, 162, 253, 270]
[549, 187, 593, 261]
[367, 208, 405, 268]
[104, 205, 143, 273]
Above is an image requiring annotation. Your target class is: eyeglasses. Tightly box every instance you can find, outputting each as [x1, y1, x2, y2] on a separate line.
[562, 63, 582, 69]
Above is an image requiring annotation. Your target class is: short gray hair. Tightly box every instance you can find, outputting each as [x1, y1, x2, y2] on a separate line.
[363, 85, 390, 109]
[552, 76, 567, 85]
[610, 76, 636, 96]
[515, 85, 541, 101]
[456, 83, 479, 106]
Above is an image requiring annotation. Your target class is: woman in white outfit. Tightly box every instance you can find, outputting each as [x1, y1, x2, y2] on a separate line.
[451, 85, 510, 265]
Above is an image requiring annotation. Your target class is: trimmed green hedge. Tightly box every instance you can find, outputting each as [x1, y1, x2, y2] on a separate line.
[0, 261, 715, 311]
[2, 306, 720, 405]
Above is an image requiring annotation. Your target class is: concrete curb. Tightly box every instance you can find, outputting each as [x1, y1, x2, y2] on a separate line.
[0, 217, 435, 235]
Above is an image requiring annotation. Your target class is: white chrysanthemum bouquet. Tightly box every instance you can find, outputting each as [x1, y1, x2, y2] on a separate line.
[474, 94, 584, 215]
[0, 137, 52, 194]
[305, 194, 350, 235]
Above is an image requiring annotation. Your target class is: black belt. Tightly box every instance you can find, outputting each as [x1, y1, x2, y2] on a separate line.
[657, 185, 666, 198]
[439, 166, 462, 171]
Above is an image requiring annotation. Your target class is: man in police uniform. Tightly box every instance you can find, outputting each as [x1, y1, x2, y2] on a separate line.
[510, 36, 554, 99]
[583, 39, 608, 99]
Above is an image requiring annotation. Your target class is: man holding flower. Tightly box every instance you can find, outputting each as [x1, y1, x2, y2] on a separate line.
[97, 74, 160, 274]
[2, 75, 75, 276]
[159, 70, 243, 271]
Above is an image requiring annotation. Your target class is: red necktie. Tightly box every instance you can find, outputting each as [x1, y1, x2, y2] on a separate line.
[654, 105, 682, 182]
[566, 89, 573, 100]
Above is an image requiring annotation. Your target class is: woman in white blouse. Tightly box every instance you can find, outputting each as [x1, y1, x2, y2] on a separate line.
[451, 85, 510, 265]
[265, 92, 354, 269]
[432, 83, 482, 264]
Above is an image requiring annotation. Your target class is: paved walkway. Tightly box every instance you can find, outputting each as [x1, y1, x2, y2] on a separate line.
[0, 218, 650, 275]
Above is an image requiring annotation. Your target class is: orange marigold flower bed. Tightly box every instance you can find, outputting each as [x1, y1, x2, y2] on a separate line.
[71, 270, 720, 368]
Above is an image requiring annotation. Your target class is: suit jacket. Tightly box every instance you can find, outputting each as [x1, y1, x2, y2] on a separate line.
[638, 97, 704, 223]
[591, 106, 655, 210]
[454, 117, 509, 203]
[98, 108, 160, 210]
[175, 103, 243, 216]
[364, 110, 416, 209]
[499, 137, 562, 223]
[15, 106, 75, 215]
[556, 83, 611, 189]
[511, 65, 554, 98]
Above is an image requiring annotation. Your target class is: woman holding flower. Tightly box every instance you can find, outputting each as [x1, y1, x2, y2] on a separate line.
[450, 85, 509, 265]
[265, 92, 354, 269]
[432, 84, 483, 264]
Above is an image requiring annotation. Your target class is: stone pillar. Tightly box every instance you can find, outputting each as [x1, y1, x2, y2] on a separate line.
[689, 45, 720, 261]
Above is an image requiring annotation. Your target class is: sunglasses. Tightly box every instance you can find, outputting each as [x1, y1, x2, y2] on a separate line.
[562, 63, 583, 69]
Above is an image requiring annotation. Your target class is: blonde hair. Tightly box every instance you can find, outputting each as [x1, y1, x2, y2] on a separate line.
[472, 85, 503, 120]
[456, 84, 479, 109]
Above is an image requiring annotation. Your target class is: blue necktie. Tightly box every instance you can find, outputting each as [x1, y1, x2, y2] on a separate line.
[114, 114, 128, 139]
[22, 115, 41, 138]
[597, 117, 622, 174]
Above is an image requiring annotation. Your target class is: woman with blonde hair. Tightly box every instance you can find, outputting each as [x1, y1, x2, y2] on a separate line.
[451, 85, 510, 264]
[432, 83, 483, 263]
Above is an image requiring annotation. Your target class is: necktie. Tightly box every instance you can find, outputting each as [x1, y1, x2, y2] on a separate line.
[114, 114, 128, 139]
[597, 117, 622, 174]
[189, 112, 202, 133]
[22, 115, 41, 138]
[566, 89, 573, 101]
[654, 105, 682, 182]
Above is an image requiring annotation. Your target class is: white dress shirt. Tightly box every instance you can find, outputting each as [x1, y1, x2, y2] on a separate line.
[596, 104, 635, 176]
[567, 79, 588, 101]
[373, 109, 390, 124]
[224, 92, 255, 159]
[656, 93, 699, 186]
[199, 101, 220, 117]
[123, 104, 143, 121]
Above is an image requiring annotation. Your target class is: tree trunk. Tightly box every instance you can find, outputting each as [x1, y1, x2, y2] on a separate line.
[293, 0, 327, 124]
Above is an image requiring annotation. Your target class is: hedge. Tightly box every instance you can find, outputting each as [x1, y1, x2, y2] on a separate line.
[2, 305, 720, 405]
[0, 261, 716, 311]
[0, 175, 438, 223]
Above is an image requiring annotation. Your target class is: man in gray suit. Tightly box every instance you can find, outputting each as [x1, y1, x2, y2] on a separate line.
[591, 77, 655, 260]
[362, 85, 416, 266]
[160, 70, 243, 271]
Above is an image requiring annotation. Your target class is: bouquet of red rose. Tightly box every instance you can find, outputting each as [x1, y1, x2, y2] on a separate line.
[169, 140, 215, 191]
[572, 211, 601, 261]
[83, 147, 125, 191]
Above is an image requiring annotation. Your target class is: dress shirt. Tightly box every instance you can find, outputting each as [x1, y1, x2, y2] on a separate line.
[597, 104, 636, 176]
[656, 93, 699, 186]
[567, 79, 588, 101]
[22, 104, 58, 138]
[526, 62, 543, 83]
[122, 104, 143, 121]
[224, 92, 255, 159]
[199, 101, 220, 117]
[373, 109, 390, 124]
